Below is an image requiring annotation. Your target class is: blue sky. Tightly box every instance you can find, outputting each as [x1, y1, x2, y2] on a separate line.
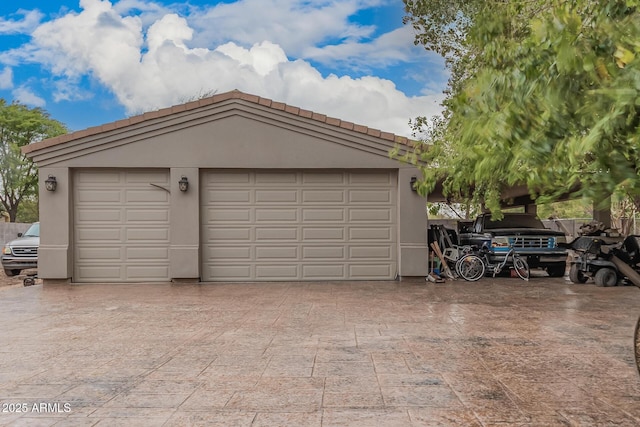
[0, 0, 447, 136]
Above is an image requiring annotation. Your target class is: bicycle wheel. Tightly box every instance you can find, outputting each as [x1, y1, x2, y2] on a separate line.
[513, 255, 530, 281]
[456, 254, 485, 281]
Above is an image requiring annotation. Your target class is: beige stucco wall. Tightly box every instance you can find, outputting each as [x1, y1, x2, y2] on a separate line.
[398, 168, 429, 277]
[35, 116, 403, 169]
[33, 107, 428, 282]
[169, 167, 200, 279]
[38, 167, 72, 279]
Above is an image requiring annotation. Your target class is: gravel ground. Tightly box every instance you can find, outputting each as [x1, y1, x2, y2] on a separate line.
[0, 269, 38, 289]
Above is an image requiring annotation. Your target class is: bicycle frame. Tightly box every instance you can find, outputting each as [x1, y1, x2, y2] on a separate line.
[456, 242, 529, 281]
[480, 246, 517, 277]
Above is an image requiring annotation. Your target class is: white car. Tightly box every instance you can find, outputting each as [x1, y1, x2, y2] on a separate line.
[2, 222, 39, 277]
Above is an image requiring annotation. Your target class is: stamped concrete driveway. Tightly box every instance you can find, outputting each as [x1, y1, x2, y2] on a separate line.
[0, 277, 639, 426]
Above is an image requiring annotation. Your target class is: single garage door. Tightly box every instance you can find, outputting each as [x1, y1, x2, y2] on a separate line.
[74, 170, 170, 282]
[201, 170, 397, 281]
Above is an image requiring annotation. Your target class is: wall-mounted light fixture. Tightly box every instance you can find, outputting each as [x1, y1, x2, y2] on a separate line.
[178, 176, 189, 192]
[45, 175, 57, 192]
[409, 176, 418, 192]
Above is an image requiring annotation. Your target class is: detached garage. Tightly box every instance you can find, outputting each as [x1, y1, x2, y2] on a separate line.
[23, 90, 427, 284]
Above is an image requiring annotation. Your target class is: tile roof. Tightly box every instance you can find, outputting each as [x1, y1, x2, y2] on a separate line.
[23, 90, 413, 155]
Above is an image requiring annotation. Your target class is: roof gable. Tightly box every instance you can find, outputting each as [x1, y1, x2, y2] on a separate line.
[23, 90, 412, 157]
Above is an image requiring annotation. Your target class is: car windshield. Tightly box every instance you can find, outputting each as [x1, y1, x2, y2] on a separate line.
[483, 215, 545, 229]
[23, 223, 39, 237]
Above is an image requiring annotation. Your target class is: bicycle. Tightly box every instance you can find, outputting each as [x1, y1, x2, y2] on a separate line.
[455, 244, 530, 282]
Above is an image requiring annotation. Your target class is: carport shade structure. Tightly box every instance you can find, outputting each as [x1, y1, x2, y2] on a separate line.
[22, 90, 430, 284]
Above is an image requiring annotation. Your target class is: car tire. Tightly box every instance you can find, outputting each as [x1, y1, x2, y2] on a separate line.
[4, 269, 21, 277]
[594, 267, 617, 287]
[546, 264, 566, 278]
[569, 264, 588, 284]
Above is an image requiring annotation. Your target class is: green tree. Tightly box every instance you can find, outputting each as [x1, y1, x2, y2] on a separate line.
[16, 197, 39, 223]
[400, 0, 640, 218]
[0, 100, 67, 222]
[537, 199, 593, 220]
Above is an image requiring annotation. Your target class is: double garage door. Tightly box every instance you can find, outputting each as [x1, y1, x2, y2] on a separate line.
[74, 169, 397, 282]
[201, 170, 398, 281]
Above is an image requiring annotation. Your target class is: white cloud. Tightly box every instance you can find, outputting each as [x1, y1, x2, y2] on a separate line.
[0, 10, 43, 34]
[23, 0, 443, 136]
[304, 26, 429, 69]
[187, 0, 378, 56]
[277, 62, 444, 136]
[12, 86, 46, 107]
[0, 67, 12, 89]
[51, 80, 94, 103]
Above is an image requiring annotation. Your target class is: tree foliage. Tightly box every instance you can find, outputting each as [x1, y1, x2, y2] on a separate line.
[0, 100, 67, 222]
[400, 0, 640, 218]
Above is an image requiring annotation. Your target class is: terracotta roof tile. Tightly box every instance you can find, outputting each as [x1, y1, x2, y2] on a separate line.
[101, 122, 117, 132]
[113, 118, 131, 128]
[198, 97, 215, 107]
[129, 115, 145, 125]
[239, 92, 259, 103]
[311, 112, 326, 122]
[298, 109, 313, 119]
[171, 104, 187, 113]
[213, 91, 235, 102]
[380, 131, 394, 141]
[23, 90, 415, 155]
[284, 105, 299, 115]
[326, 117, 340, 127]
[183, 100, 200, 110]
[353, 124, 368, 134]
[339, 121, 354, 131]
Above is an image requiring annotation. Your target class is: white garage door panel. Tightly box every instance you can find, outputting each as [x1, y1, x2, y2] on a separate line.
[126, 228, 169, 241]
[78, 266, 122, 279]
[303, 246, 345, 259]
[126, 265, 169, 279]
[207, 228, 251, 240]
[126, 209, 169, 222]
[302, 190, 344, 203]
[77, 247, 122, 260]
[350, 264, 392, 278]
[201, 170, 397, 281]
[256, 228, 298, 240]
[74, 170, 170, 283]
[77, 209, 122, 222]
[209, 247, 251, 259]
[302, 209, 344, 221]
[256, 209, 297, 221]
[350, 190, 390, 203]
[303, 228, 345, 241]
[256, 246, 298, 259]
[350, 246, 391, 258]
[208, 190, 251, 203]
[207, 209, 251, 221]
[126, 247, 169, 260]
[349, 209, 391, 221]
[208, 265, 251, 278]
[256, 172, 297, 183]
[302, 265, 344, 278]
[77, 189, 122, 203]
[76, 228, 123, 241]
[350, 227, 392, 240]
